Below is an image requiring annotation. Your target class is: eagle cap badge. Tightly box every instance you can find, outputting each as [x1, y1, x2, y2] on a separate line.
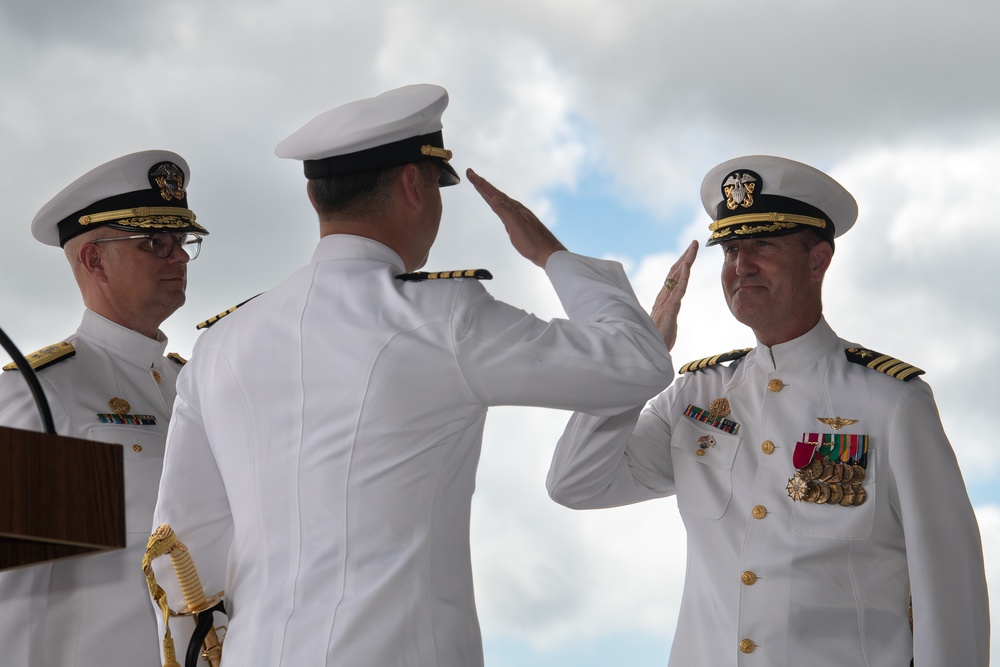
[722, 169, 760, 210]
[148, 161, 186, 201]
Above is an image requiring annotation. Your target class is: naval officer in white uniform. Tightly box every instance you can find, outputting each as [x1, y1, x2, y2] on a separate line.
[0, 151, 209, 665]
[148, 84, 674, 666]
[547, 155, 989, 665]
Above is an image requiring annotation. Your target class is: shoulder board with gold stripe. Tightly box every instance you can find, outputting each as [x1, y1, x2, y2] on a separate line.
[167, 352, 187, 366]
[679, 348, 752, 374]
[2, 341, 75, 372]
[396, 269, 493, 282]
[845, 347, 924, 382]
[196, 294, 262, 330]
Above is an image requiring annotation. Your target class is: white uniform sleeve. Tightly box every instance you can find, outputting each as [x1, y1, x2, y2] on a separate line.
[547, 391, 678, 509]
[150, 362, 233, 664]
[454, 251, 674, 414]
[887, 380, 990, 663]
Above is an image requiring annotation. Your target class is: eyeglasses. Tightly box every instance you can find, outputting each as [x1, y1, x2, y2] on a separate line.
[90, 232, 204, 260]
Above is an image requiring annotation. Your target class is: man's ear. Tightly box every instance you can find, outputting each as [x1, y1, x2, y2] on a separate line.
[79, 242, 109, 283]
[399, 163, 424, 210]
[809, 240, 834, 282]
[305, 180, 317, 210]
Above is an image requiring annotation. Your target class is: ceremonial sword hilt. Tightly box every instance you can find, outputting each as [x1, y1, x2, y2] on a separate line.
[144, 524, 225, 667]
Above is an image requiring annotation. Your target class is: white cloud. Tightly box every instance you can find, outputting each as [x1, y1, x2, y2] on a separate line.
[472, 407, 684, 651]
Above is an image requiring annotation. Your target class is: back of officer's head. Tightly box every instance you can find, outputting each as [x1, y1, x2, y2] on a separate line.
[276, 84, 460, 222]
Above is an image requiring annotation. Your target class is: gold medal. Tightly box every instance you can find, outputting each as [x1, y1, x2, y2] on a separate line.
[851, 465, 866, 483]
[108, 397, 131, 415]
[800, 458, 823, 481]
[853, 487, 867, 506]
[839, 463, 854, 484]
[816, 484, 831, 504]
[828, 482, 843, 505]
[803, 482, 821, 503]
[839, 486, 855, 507]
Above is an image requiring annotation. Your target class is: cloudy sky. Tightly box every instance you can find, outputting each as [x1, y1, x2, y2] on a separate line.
[1, 0, 997, 663]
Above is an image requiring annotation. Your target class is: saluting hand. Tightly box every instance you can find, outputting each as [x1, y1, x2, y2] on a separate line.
[650, 240, 698, 351]
[466, 168, 567, 268]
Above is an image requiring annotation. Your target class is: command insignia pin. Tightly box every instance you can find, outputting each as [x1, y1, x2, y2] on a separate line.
[708, 397, 731, 418]
[108, 397, 131, 415]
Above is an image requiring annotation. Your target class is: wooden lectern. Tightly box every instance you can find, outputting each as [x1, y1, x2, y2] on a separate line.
[0, 425, 125, 571]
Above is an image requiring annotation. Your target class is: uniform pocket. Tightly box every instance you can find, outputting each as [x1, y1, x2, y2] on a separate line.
[671, 418, 741, 520]
[85, 425, 165, 533]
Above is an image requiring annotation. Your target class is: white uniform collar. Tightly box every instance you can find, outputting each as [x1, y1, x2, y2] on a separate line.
[756, 317, 839, 372]
[312, 234, 406, 272]
[79, 308, 169, 368]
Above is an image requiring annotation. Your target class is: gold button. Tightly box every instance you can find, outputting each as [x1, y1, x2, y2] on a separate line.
[741, 571, 757, 586]
[752, 505, 767, 520]
[152, 370, 162, 384]
[768, 379, 784, 392]
[696, 449, 706, 456]
[132, 444, 142, 453]
[761, 440, 775, 455]
[739, 639, 756, 654]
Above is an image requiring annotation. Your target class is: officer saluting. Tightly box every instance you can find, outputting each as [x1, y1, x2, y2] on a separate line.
[0, 150, 209, 665]
[547, 155, 989, 665]
[149, 84, 673, 666]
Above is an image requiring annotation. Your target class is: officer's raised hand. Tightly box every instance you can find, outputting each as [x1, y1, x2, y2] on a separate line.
[650, 240, 698, 351]
[466, 168, 567, 268]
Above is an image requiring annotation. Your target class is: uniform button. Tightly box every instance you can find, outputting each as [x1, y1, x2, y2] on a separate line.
[752, 505, 767, 520]
[741, 571, 757, 586]
[761, 440, 775, 455]
[152, 370, 162, 384]
[768, 379, 784, 392]
[132, 444, 142, 453]
[696, 449, 706, 457]
[739, 639, 756, 654]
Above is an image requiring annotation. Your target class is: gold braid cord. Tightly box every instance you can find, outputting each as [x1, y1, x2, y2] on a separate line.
[143, 525, 183, 667]
[143, 524, 224, 667]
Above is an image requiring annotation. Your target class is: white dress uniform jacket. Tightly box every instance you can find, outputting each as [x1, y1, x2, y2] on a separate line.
[0, 308, 183, 666]
[548, 318, 989, 666]
[151, 234, 673, 666]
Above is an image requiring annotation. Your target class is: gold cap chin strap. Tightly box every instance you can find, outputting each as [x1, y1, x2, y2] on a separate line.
[708, 211, 827, 242]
